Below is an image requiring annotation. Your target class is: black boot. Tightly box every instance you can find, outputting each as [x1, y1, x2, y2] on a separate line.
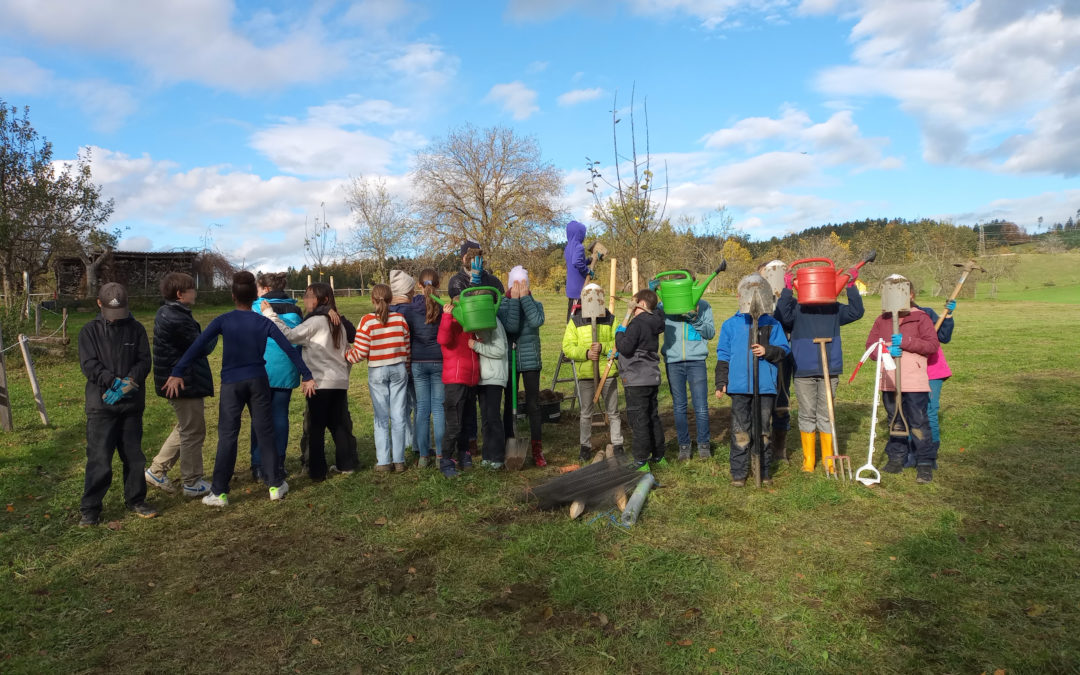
[915, 464, 933, 483]
[579, 445, 592, 463]
[772, 428, 788, 463]
[881, 457, 904, 474]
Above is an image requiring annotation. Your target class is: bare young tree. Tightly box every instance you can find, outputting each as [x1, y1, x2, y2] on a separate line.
[413, 124, 564, 271]
[343, 175, 411, 284]
[303, 203, 335, 280]
[587, 86, 669, 288]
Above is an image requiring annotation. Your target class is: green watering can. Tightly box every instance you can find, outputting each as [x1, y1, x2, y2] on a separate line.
[653, 260, 727, 315]
[432, 286, 503, 332]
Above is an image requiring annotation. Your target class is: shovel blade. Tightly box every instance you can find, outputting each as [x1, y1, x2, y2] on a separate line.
[505, 437, 530, 471]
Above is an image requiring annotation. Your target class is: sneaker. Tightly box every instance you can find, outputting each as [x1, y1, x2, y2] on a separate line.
[488, 461, 504, 470]
[144, 469, 175, 494]
[441, 466, 459, 478]
[697, 443, 711, 459]
[762, 478, 774, 487]
[460, 452, 473, 470]
[480, 459, 493, 468]
[915, 466, 933, 484]
[881, 458, 904, 474]
[612, 444, 626, 459]
[731, 478, 747, 487]
[79, 512, 100, 527]
[633, 460, 650, 472]
[130, 503, 158, 518]
[182, 479, 212, 498]
[202, 492, 228, 507]
[652, 457, 670, 469]
[579, 445, 592, 464]
[677, 445, 692, 461]
[393, 463, 406, 473]
[269, 481, 289, 501]
[374, 464, 393, 473]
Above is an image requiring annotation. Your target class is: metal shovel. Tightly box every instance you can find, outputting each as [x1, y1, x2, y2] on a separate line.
[504, 346, 530, 471]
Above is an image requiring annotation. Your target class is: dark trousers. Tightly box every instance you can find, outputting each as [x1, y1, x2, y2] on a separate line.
[730, 394, 775, 480]
[250, 386, 292, 479]
[624, 385, 665, 464]
[441, 384, 476, 471]
[503, 369, 542, 441]
[306, 389, 359, 479]
[882, 391, 933, 465]
[771, 353, 793, 432]
[81, 410, 148, 516]
[300, 394, 357, 468]
[213, 376, 281, 495]
[478, 384, 505, 462]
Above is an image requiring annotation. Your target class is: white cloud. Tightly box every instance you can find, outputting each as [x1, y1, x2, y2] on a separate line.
[0, 56, 136, 131]
[250, 123, 397, 178]
[342, 0, 415, 28]
[0, 0, 346, 91]
[702, 106, 901, 170]
[388, 42, 460, 90]
[816, 0, 1080, 175]
[526, 60, 549, 73]
[484, 81, 540, 120]
[944, 188, 1080, 228]
[507, 0, 793, 28]
[557, 87, 606, 106]
[307, 96, 412, 127]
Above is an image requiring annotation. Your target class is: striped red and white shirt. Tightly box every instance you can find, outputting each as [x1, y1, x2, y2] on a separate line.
[346, 312, 410, 366]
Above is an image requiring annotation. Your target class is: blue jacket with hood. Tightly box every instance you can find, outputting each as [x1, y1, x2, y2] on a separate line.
[563, 220, 589, 299]
[714, 313, 790, 396]
[660, 299, 716, 364]
[252, 292, 303, 389]
[773, 285, 863, 378]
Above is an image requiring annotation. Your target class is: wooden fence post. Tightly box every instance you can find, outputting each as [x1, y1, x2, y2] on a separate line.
[18, 334, 49, 426]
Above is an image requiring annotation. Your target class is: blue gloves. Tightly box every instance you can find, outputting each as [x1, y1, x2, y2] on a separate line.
[891, 333, 902, 347]
[587, 267, 596, 280]
[647, 279, 660, 292]
[102, 378, 124, 405]
[945, 299, 957, 312]
[470, 255, 483, 285]
[889, 345, 902, 358]
[615, 325, 626, 334]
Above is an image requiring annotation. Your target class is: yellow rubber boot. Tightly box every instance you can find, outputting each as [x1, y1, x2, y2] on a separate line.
[820, 432, 835, 474]
[800, 431, 816, 472]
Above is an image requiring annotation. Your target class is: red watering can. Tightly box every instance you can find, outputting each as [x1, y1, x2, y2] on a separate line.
[789, 249, 876, 304]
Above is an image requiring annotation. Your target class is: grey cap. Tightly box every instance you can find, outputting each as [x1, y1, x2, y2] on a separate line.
[98, 282, 129, 321]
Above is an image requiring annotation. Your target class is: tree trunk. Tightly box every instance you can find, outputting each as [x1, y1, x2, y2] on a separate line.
[79, 247, 110, 299]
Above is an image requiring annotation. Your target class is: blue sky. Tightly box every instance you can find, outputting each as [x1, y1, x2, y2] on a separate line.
[1, 0, 1077, 268]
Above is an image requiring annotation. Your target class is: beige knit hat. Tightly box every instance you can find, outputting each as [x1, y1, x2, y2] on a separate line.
[389, 269, 416, 298]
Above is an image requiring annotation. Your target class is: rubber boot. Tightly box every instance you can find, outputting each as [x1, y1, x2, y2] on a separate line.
[773, 428, 788, 463]
[820, 432, 835, 474]
[531, 440, 547, 468]
[800, 431, 816, 472]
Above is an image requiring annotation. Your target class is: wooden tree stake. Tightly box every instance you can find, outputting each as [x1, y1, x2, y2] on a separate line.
[0, 325, 12, 431]
[18, 334, 49, 426]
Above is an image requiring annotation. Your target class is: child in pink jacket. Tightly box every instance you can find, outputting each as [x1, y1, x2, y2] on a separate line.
[866, 276, 940, 483]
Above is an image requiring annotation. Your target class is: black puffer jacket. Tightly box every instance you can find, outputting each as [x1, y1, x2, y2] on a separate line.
[152, 302, 216, 398]
[78, 313, 152, 414]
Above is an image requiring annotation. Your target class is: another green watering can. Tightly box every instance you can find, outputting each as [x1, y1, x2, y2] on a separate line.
[432, 286, 503, 332]
[653, 260, 727, 315]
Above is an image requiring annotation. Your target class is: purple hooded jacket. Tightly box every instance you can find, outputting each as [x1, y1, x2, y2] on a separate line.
[563, 220, 589, 299]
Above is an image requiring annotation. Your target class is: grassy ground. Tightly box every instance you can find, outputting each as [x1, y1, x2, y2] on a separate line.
[1, 271, 1079, 673]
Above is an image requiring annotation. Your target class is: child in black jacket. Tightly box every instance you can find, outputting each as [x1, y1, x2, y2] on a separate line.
[615, 289, 667, 470]
[78, 283, 156, 526]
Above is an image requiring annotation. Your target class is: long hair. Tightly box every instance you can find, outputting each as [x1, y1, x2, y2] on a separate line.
[418, 268, 441, 325]
[370, 283, 391, 325]
[308, 282, 343, 349]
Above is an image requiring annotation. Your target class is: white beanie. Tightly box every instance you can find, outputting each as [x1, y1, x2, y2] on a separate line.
[507, 265, 529, 287]
[582, 282, 602, 294]
[389, 269, 415, 298]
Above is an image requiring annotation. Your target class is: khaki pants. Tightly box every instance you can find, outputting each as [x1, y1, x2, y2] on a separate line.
[575, 378, 623, 447]
[149, 397, 206, 485]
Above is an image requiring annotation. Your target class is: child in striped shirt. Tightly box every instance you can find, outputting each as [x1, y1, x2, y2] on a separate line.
[347, 284, 411, 472]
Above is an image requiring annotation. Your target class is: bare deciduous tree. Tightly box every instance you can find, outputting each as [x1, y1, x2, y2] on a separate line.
[344, 175, 411, 284]
[303, 203, 335, 280]
[413, 124, 564, 271]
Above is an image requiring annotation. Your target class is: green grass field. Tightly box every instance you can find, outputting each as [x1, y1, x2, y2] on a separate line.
[1, 256, 1079, 673]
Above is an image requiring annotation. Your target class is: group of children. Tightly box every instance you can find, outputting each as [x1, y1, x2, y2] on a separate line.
[77, 229, 960, 525]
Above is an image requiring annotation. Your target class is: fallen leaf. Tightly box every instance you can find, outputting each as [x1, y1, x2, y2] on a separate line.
[889, 556, 897, 561]
[5, 504, 13, 512]
[43, 513, 50, 519]
[1025, 604, 1047, 617]
[270, 570, 280, 576]
[682, 608, 702, 620]
[598, 613, 609, 626]
[542, 606, 554, 621]
[940, 568, 961, 576]
[407, 567, 416, 575]
[231, 593, 242, 599]
[406, 635, 416, 643]
[993, 670, 1005, 675]
[708, 647, 717, 654]
[311, 638, 321, 646]
[796, 573, 806, 580]
[864, 541, 873, 546]
[677, 639, 693, 646]
[107, 521, 123, 531]
[373, 517, 388, 526]
[958, 447, 965, 453]
[147, 582, 155, 588]
[105, 609, 113, 614]
[244, 488, 252, 494]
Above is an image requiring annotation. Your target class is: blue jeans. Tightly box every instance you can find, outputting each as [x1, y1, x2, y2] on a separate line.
[666, 360, 710, 447]
[250, 387, 292, 476]
[411, 361, 445, 458]
[369, 363, 409, 466]
[927, 378, 944, 443]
